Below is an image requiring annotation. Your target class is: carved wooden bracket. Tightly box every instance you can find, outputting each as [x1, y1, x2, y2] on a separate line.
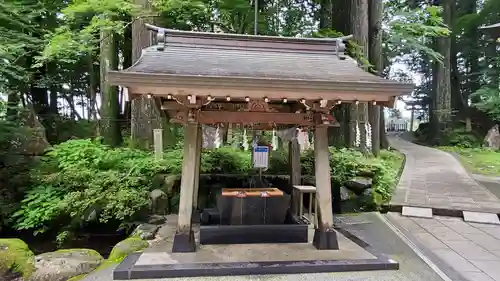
[168, 109, 200, 124]
[313, 112, 339, 127]
[299, 99, 339, 114]
[240, 100, 278, 112]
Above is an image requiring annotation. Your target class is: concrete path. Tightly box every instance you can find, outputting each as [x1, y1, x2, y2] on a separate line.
[388, 136, 500, 213]
[388, 212, 500, 281]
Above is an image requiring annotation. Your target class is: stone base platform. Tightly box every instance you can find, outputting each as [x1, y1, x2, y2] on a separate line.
[113, 227, 398, 279]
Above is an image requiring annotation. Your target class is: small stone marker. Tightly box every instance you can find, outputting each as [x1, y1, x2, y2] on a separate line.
[401, 206, 433, 218]
[135, 252, 179, 266]
[463, 211, 500, 225]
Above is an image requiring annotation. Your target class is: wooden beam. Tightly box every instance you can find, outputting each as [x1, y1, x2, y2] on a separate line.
[203, 111, 313, 125]
[127, 86, 398, 107]
[167, 110, 339, 127]
[108, 72, 415, 96]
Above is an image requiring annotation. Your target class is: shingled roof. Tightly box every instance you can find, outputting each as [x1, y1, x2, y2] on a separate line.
[481, 22, 500, 37]
[107, 27, 414, 99]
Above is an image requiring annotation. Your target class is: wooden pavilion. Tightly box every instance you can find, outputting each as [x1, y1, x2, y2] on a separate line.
[107, 24, 414, 253]
[481, 22, 500, 38]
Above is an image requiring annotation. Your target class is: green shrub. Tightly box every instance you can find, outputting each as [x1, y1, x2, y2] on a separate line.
[201, 147, 251, 173]
[443, 128, 482, 148]
[11, 139, 403, 240]
[414, 122, 430, 143]
[12, 139, 171, 241]
[414, 122, 482, 148]
[0, 119, 37, 230]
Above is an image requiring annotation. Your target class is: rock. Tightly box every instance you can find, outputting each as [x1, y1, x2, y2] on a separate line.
[151, 174, 179, 196]
[163, 175, 179, 195]
[357, 188, 376, 210]
[344, 177, 372, 195]
[108, 238, 148, 263]
[147, 215, 166, 225]
[132, 224, 160, 240]
[339, 186, 354, 201]
[30, 249, 103, 281]
[0, 238, 35, 280]
[484, 125, 500, 149]
[149, 189, 169, 215]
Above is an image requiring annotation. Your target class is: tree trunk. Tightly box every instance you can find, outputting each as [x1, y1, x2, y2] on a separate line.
[130, 0, 169, 149]
[331, 1, 351, 34]
[431, 0, 452, 144]
[88, 54, 98, 120]
[368, 0, 383, 155]
[463, 0, 479, 132]
[99, 29, 122, 146]
[319, 0, 333, 29]
[331, 1, 353, 148]
[6, 92, 20, 121]
[351, 0, 369, 153]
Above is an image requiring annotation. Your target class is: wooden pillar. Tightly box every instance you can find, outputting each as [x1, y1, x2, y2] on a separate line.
[288, 130, 301, 213]
[193, 125, 202, 210]
[172, 123, 199, 253]
[313, 126, 339, 250]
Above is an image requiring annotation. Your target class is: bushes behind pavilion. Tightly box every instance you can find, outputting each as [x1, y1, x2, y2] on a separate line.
[5, 139, 403, 245]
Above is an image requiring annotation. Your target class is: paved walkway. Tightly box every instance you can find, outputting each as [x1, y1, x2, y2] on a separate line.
[388, 212, 500, 281]
[388, 136, 500, 213]
[83, 213, 446, 281]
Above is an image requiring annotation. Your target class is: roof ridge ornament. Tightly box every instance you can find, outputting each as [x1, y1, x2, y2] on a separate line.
[156, 28, 167, 51]
[144, 23, 168, 51]
[333, 35, 352, 60]
[335, 38, 346, 60]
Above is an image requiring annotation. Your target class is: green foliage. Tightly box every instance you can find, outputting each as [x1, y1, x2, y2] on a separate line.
[0, 1, 41, 84]
[10, 138, 404, 239]
[11, 139, 171, 240]
[415, 122, 482, 148]
[439, 146, 500, 176]
[310, 29, 373, 70]
[327, 148, 403, 205]
[472, 87, 500, 121]
[444, 128, 482, 148]
[41, 0, 142, 63]
[201, 147, 251, 174]
[386, 5, 450, 63]
[0, 109, 37, 230]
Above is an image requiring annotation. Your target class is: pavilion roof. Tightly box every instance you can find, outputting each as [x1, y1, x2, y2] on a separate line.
[107, 26, 414, 100]
[481, 22, 500, 37]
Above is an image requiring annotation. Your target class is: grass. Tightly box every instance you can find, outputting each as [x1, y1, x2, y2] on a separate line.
[439, 146, 500, 176]
[379, 149, 405, 173]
